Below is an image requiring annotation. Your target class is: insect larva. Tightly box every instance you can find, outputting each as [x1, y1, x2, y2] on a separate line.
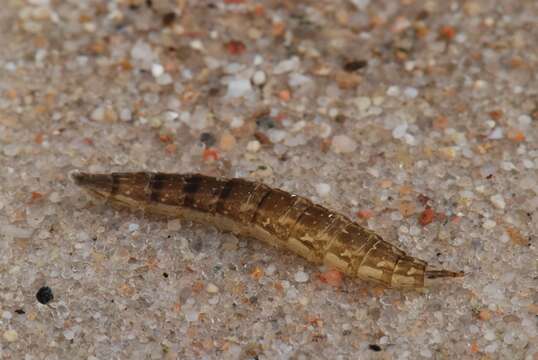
[71, 171, 463, 289]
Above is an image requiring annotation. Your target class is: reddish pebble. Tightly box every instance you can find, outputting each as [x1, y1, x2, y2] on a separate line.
[30, 192, 44, 203]
[278, 89, 291, 101]
[419, 207, 435, 226]
[507, 130, 525, 142]
[470, 341, 479, 354]
[172, 302, 182, 313]
[203, 148, 219, 161]
[318, 269, 343, 287]
[272, 21, 286, 37]
[254, 132, 271, 145]
[440, 25, 456, 40]
[253, 4, 265, 17]
[356, 210, 374, 220]
[488, 110, 503, 121]
[478, 309, 493, 321]
[225, 40, 246, 55]
[34, 133, 44, 144]
[159, 134, 173, 143]
[192, 282, 204, 293]
[450, 215, 462, 224]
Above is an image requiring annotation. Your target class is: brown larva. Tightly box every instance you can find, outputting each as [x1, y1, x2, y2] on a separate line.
[71, 171, 463, 289]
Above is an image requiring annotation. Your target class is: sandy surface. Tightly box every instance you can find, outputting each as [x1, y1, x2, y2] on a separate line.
[1, 0, 537, 359]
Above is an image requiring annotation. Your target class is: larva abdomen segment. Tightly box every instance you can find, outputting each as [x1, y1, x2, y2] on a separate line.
[71, 171, 463, 289]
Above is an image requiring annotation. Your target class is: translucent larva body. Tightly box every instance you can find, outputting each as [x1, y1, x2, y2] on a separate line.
[71, 172, 463, 289]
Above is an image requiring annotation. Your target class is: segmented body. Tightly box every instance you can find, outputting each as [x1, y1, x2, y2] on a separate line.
[71, 172, 463, 289]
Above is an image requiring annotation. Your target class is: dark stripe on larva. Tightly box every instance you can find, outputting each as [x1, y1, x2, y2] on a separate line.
[149, 173, 166, 202]
[251, 188, 274, 224]
[352, 236, 380, 274]
[390, 257, 403, 286]
[110, 173, 120, 196]
[248, 184, 271, 223]
[182, 175, 202, 208]
[280, 196, 312, 236]
[215, 179, 235, 214]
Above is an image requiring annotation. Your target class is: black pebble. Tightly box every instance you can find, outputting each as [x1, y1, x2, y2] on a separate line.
[368, 344, 382, 352]
[162, 272, 169, 278]
[343, 60, 368, 72]
[255, 116, 276, 129]
[199, 132, 216, 147]
[36, 286, 54, 304]
[15, 309, 25, 314]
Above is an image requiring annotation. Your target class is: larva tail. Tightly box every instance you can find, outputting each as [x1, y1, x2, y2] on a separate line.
[425, 269, 464, 279]
[423, 268, 464, 288]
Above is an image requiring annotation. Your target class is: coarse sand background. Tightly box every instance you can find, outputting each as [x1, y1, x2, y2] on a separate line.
[0, 0, 537, 359]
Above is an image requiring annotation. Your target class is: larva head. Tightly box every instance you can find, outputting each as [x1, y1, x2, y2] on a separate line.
[70, 171, 151, 206]
[70, 171, 114, 199]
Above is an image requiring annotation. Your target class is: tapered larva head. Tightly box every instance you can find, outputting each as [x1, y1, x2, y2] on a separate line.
[69, 171, 115, 199]
[70, 171, 157, 208]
